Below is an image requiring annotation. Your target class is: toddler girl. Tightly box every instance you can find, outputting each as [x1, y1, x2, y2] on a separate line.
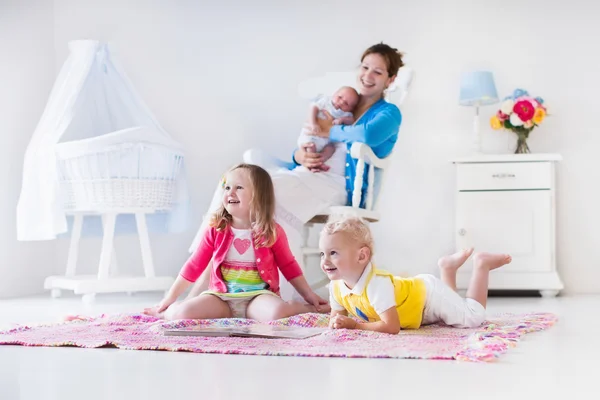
[144, 164, 329, 321]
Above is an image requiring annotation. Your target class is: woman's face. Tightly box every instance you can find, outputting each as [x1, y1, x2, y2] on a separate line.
[356, 53, 395, 99]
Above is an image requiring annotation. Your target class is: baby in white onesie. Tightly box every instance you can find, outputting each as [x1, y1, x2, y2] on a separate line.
[297, 86, 359, 174]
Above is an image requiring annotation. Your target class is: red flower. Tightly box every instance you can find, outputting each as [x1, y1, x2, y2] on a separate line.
[513, 100, 535, 122]
[496, 110, 509, 121]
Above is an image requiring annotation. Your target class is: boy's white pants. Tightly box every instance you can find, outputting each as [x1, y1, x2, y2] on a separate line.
[417, 274, 486, 329]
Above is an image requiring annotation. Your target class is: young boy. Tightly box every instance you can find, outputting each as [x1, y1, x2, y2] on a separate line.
[319, 216, 512, 334]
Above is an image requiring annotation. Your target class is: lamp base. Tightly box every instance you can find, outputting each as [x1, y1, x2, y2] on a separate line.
[471, 108, 482, 154]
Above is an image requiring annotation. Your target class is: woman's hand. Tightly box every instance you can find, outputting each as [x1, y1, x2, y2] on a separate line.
[304, 110, 334, 138]
[294, 143, 324, 169]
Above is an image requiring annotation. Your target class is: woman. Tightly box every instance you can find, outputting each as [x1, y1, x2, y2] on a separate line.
[188, 43, 404, 299]
[294, 43, 403, 206]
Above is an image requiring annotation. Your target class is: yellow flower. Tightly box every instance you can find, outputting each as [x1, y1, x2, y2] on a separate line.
[490, 115, 503, 130]
[533, 107, 546, 125]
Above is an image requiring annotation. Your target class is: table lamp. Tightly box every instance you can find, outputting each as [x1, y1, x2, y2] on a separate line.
[459, 71, 499, 153]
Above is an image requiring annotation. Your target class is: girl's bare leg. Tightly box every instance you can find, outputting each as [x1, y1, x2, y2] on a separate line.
[245, 294, 317, 322]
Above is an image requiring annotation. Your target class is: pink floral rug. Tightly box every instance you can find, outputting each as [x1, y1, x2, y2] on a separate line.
[0, 312, 557, 362]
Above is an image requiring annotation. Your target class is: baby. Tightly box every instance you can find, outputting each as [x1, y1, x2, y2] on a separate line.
[297, 86, 359, 174]
[319, 215, 512, 334]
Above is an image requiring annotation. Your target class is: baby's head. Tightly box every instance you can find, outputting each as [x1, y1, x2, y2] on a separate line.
[319, 215, 374, 283]
[332, 86, 359, 113]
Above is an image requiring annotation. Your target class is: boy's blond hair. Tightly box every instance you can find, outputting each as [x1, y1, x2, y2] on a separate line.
[320, 215, 374, 257]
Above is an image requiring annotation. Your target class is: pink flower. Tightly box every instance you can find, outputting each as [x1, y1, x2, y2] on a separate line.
[520, 96, 539, 109]
[496, 110, 509, 121]
[513, 100, 535, 122]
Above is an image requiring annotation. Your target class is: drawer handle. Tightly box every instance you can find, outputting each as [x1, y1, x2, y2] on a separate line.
[492, 173, 516, 179]
[458, 229, 466, 236]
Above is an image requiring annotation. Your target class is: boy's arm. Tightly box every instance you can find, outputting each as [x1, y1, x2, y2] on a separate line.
[329, 307, 400, 334]
[355, 307, 401, 334]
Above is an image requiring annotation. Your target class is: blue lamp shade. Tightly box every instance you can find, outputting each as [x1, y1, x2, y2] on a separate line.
[459, 71, 499, 106]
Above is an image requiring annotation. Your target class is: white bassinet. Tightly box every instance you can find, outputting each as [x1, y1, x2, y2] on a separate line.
[16, 40, 187, 301]
[46, 126, 185, 301]
[56, 127, 184, 213]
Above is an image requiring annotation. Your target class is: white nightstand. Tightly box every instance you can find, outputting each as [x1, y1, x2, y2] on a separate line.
[451, 154, 564, 297]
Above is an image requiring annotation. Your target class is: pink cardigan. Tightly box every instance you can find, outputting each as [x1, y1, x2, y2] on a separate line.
[180, 223, 303, 296]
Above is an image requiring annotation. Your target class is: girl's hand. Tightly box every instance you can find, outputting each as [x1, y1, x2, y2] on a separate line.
[303, 292, 331, 313]
[142, 296, 176, 317]
[329, 314, 358, 330]
[157, 296, 177, 313]
[294, 143, 324, 169]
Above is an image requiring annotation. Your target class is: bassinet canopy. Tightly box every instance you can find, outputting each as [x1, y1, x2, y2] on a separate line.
[17, 40, 188, 241]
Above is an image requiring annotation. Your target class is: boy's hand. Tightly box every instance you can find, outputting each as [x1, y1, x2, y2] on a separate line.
[329, 314, 358, 330]
[332, 118, 342, 125]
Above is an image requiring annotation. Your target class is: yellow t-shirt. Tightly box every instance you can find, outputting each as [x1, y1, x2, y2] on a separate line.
[331, 265, 427, 329]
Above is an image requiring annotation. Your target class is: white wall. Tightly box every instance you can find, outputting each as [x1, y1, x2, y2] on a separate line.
[0, 0, 58, 297]
[4, 0, 597, 296]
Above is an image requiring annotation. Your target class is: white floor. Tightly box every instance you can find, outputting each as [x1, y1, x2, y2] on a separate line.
[0, 293, 596, 400]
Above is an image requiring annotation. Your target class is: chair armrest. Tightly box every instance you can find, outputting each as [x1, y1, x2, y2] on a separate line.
[350, 142, 391, 169]
[349, 142, 391, 210]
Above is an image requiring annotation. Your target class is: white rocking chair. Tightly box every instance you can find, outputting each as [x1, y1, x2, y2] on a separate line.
[297, 67, 415, 289]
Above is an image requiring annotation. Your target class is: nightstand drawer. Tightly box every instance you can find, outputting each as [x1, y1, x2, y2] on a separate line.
[456, 162, 551, 191]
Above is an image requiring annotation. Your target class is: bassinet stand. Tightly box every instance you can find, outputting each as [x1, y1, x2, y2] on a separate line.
[44, 209, 174, 302]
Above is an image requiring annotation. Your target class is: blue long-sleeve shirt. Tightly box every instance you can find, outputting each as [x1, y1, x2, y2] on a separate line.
[293, 98, 401, 206]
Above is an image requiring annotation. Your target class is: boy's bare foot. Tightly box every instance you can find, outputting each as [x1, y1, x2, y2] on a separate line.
[472, 252, 512, 271]
[438, 248, 474, 272]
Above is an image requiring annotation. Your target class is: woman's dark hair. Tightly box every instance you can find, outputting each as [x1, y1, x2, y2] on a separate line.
[361, 43, 405, 77]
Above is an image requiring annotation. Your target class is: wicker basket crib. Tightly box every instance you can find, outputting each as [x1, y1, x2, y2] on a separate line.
[45, 127, 184, 301]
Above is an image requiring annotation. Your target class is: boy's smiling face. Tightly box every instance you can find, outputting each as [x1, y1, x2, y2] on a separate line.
[319, 232, 369, 287]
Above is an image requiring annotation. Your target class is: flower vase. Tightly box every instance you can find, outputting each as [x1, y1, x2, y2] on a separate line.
[514, 133, 530, 154]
